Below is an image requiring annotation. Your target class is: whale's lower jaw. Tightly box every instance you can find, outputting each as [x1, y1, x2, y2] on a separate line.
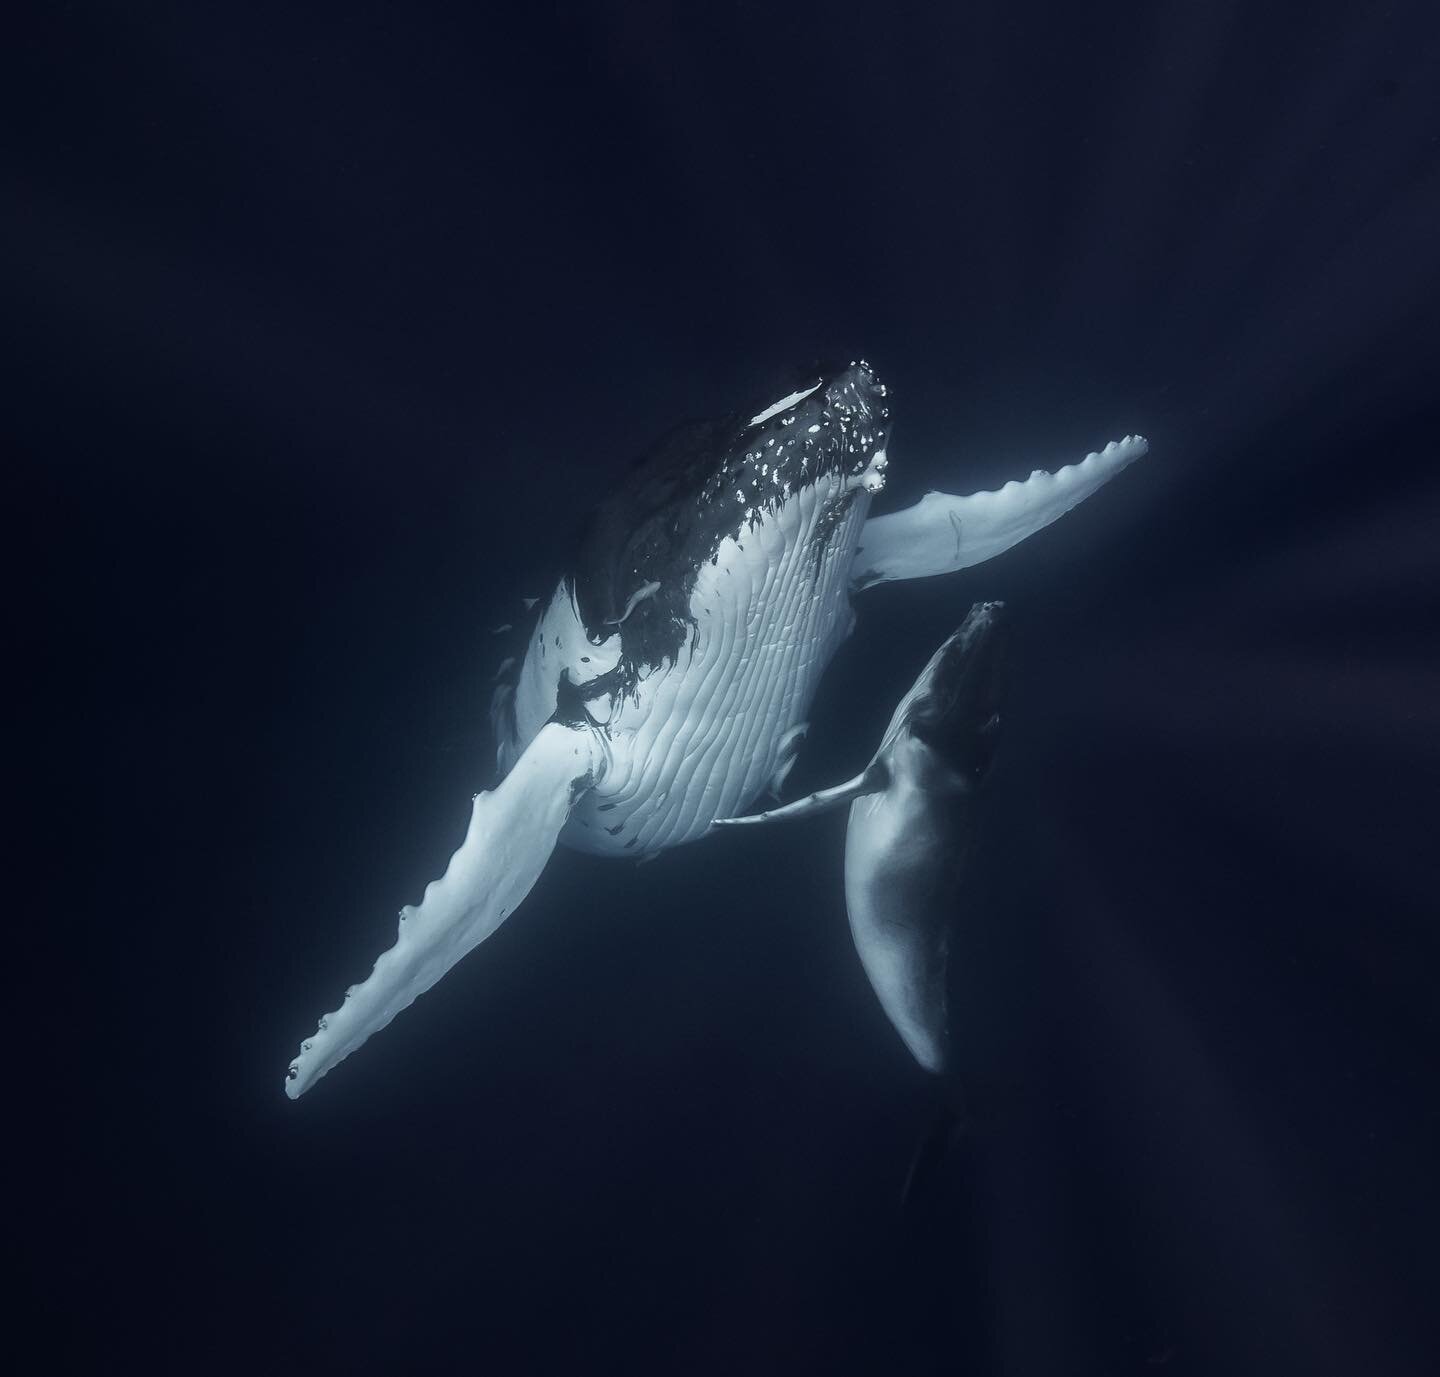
[562, 470, 874, 856]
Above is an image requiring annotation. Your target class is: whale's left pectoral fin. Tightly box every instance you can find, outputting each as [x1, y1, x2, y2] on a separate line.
[851, 435, 1148, 590]
[285, 720, 604, 1099]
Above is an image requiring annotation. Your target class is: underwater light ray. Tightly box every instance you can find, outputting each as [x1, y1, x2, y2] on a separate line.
[1023, 774, 1401, 1373]
[1162, 7, 1439, 333]
[1058, 0, 1245, 320]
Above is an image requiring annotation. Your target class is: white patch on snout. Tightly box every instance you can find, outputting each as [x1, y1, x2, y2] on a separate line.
[748, 380, 824, 427]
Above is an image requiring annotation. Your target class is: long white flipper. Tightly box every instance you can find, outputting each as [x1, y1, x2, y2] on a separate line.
[851, 435, 1148, 589]
[285, 720, 605, 1098]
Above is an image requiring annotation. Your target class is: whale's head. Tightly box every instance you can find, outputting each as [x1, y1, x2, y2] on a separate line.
[906, 601, 1008, 789]
[571, 361, 892, 662]
[736, 360, 892, 486]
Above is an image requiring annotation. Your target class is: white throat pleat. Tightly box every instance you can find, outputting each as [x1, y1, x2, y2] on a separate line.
[566, 471, 870, 854]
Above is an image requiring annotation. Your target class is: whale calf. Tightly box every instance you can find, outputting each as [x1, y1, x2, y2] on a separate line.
[716, 601, 1006, 1071]
[286, 362, 1146, 1097]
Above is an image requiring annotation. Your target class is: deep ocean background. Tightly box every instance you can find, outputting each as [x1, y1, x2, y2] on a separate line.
[14, 2, 1440, 1373]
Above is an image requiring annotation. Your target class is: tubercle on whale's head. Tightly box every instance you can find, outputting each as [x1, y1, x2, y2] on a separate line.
[722, 359, 893, 500]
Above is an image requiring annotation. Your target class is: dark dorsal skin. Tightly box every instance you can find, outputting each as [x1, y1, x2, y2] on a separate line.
[571, 418, 727, 637]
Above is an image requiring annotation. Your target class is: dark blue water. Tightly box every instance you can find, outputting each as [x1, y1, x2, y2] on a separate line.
[17, 3, 1439, 1373]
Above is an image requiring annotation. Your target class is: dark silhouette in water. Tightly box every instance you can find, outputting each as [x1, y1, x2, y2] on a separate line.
[901, 1104, 963, 1212]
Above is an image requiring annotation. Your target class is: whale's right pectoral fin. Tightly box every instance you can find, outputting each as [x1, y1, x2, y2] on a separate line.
[851, 435, 1148, 590]
[285, 719, 604, 1099]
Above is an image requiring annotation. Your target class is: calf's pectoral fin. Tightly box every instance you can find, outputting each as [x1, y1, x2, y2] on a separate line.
[284, 719, 604, 1099]
[710, 762, 885, 829]
[851, 434, 1148, 590]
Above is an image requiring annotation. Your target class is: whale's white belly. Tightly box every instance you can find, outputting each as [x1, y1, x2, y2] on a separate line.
[507, 470, 874, 857]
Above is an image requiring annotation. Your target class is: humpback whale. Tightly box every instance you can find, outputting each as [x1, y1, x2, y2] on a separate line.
[285, 363, 1146, 1097]
[716, 601, 1007, 1073]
